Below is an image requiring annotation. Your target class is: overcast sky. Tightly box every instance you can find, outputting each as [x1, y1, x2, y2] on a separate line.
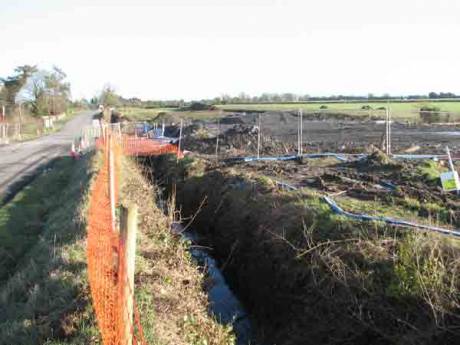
[1, 0, 459, 100]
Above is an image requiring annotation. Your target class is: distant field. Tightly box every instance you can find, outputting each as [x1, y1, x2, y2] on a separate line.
[218, 101, 460, 120]
[118, 107, 177, 121]
[118, 101, 460, 122]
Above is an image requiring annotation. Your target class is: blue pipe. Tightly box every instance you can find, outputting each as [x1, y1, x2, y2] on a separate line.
[240, 152, 363, 163]
[323, 196, 460, 237]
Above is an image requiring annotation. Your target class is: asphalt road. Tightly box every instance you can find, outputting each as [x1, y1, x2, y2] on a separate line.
[0, 111, 95, 198]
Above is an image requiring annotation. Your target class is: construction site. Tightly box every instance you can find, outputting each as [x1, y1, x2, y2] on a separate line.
[79, 107, 460, 345]
[1, 1, 460, 344]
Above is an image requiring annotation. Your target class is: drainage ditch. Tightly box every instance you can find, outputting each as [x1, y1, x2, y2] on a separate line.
[140, 154, 460, 345]
[171, 223, 253, 345]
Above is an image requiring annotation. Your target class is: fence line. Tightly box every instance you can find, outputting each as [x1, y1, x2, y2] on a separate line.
[0, 123, 21, 144]
[86, 128, 184, 345]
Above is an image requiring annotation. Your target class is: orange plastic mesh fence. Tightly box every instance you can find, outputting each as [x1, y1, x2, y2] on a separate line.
[95, 135, 184, 158]
[87, 137, 121, 345]
[87, 132, 179, 345]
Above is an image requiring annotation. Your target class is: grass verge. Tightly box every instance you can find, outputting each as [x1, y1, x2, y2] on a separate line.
[119, 156, 235, 345]
[0, 154, 98, 345]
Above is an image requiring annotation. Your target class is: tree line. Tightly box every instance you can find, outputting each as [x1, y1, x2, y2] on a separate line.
[0, 65, 72, 118]
[95, 88, 460, 110]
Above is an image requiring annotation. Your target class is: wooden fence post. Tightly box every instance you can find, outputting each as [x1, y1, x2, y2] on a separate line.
[257, 113, 261, 159]
[299, 109, 303, 156]
[177, 119, 183, 161]
[216, 118, 220, 162]
[386, 101, 392, 156]
[108, 135, 116, 231]
[120, 205, 138, 345]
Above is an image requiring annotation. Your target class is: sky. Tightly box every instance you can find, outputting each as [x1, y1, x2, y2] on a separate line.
[1, 0, 459, 101]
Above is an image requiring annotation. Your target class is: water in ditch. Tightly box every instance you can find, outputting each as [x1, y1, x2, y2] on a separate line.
[172, 224, 253, 345]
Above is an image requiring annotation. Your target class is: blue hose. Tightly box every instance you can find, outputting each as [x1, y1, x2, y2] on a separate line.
[240, 153, 362, 163]
[323, 196, 460, 237]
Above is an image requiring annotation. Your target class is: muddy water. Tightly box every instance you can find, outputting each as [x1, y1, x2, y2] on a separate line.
[172, 224, 253, 345]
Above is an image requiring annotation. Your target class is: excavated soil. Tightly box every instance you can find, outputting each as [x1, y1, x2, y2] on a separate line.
[169, 111, 460, 156]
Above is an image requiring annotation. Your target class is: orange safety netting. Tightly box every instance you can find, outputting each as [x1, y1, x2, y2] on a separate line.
[95, 135, 184, 158]
[88, 133, 176, 345]
[87, 138, 122, 345]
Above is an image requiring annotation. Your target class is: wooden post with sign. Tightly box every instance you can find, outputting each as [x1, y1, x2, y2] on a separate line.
[441, 146, 460, 194]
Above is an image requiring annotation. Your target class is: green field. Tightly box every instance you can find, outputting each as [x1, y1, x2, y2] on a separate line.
[118, 101, 460, 122]
[218, 101, 460, 120]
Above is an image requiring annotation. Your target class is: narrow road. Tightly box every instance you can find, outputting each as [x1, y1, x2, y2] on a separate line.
[0, 111, 95, 198]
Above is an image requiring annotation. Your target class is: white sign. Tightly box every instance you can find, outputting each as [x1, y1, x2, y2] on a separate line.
[440, 171, 460, 192]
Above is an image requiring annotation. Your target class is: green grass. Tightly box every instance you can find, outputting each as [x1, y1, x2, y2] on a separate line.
[118, 102, 460, 122]
[121, 157, 236, 345]
[416, 160, 448, 182]
[119, 106, 178, 121]
[217, 101, 460, 120]
[7, 110, 81, 142]
[0, 154, 98, 345]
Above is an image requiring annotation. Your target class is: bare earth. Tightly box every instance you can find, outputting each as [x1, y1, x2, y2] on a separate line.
[0, 111, 94, 198]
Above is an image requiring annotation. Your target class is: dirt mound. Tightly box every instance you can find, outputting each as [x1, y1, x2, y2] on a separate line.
[219, 116, 244, 125]
[353, 146, 401, 171]
[181, 124, 292, 156]
[150, 112, 185, 125]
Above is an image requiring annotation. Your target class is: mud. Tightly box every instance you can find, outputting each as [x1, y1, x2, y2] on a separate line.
[174, 111, 460, 156]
